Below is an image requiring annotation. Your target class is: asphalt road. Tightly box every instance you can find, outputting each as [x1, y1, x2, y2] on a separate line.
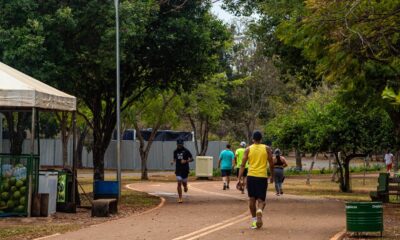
[48, 180, 345, 240]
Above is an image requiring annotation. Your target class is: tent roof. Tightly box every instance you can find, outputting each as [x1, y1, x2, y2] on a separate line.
[0, 62, 76, 111]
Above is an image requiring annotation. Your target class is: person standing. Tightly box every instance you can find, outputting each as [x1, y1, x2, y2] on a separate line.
[234, 142, 248, 194]
[218, 144, 235, 190]
[238, 131, 274, 229]
[385, 149, 394, 174]
[172, 139, 193, 203]
[273, 148, 288, 196]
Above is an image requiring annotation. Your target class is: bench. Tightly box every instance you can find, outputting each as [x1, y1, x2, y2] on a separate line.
[370, 173, 400, 202]
[91, 199, 118, 217]
[388, 178, 400, 200]
[92, 181, 119, 217]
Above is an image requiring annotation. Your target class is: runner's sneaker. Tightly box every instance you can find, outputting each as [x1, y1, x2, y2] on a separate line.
[223, 183, 227, 190]
[184, 185, 188, 193]
[226, 185, 230, 190]
[256, 209, 263, 228]
[250, 219, 258, 229]
[178, 198, 183, 203]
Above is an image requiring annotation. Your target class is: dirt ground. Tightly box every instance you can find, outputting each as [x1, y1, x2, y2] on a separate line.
[0, 187, 160, 240]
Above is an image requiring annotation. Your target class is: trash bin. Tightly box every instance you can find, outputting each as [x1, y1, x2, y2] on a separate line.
[346, 202, 383, 236]
[195, 156, 213, 177]
[56, 170, 76, 213]
[38, 171, 58, 214]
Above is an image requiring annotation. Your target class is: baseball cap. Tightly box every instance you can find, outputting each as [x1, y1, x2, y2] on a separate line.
[274, 148, 281, 156]
[240, 141, 246, 147]
[177, 139, 184, 145]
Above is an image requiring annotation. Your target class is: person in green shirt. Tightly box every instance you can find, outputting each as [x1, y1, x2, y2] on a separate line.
[234, 141, 248, 194]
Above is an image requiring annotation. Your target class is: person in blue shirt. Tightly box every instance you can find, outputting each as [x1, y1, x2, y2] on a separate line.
[218, 144, 235, 190]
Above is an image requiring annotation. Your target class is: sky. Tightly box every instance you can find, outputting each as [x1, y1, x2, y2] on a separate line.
[211, 1, 236, 24]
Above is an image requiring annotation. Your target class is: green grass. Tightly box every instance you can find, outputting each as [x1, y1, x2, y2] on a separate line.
[281, 177, 377, 201]
[0, 224, 82, 239]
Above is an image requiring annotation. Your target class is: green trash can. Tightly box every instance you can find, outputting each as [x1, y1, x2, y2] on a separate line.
[346, 202, 383, 236]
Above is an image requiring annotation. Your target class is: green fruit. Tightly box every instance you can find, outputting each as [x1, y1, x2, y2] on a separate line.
[10, 186, 17, 192]
[13, 191, 21, 200]
[20, 197, 26, 205]
[16, 205, 25, 212]
[7, 200, 15, 209]
[2, 183, 10, 192]
[16, 180, 24, 188]
[9, 177, 16, 186]
[21, 177, 26, 184]
[20, 186, 27, 194]
[1, 192, 9, 201]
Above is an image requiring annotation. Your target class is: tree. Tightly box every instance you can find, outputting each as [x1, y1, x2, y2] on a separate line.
[224, 31, 282, 143]
[268, 87, 395, 192]
[124, 90, 182, 180]
[0, 0, 231, 181]
[275, 0, 400, 153]
[2, 112, 30, 155]
[182, 74, 228, 156]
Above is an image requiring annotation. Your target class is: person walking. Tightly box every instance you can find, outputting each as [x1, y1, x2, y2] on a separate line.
[234, 141, 248, 194]
[172, 139, 193, 203]
[238, 131, 274, 229]
[218, 144, 235, 190]
[273, 148, 288, 196]
[385, 149, 394, 175]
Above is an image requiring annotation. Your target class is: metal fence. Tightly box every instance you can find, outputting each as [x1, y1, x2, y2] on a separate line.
[1, 139, 228, 170]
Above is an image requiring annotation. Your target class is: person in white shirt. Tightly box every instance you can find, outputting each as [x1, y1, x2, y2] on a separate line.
[384, 150, 394, 174]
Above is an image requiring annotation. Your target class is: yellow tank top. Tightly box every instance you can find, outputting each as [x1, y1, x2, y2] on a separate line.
[248, 144, 268, 178]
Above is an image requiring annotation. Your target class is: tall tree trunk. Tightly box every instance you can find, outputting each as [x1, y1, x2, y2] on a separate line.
[342, 153, 366, 192]
[334, 152, 345, 191]
[199, 118, 209, 156]
[93, 144, 106, 181]
[91, 100, 116, 181]
[295, 148, 302, 171]
[140, 150, 149, 180]
[76, 125, 89, 168]
[5, 112, 29, 155]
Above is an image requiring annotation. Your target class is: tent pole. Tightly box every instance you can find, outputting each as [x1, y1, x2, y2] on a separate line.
[71, 111, 77, 206]
[28, 107, 36, 217]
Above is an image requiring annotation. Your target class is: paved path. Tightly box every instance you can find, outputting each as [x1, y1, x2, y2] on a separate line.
[49, 181, 345, 240]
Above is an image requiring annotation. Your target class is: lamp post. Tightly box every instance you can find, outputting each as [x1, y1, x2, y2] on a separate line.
[115, 0, 121, 198]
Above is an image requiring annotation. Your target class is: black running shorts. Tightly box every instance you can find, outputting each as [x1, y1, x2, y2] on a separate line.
[247, 176, 268, 201]
[236, 168, 248, 177]
[221, 169, 232, 177]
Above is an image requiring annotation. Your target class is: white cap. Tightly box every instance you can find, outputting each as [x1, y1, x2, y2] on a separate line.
[240, 141, 246, 147]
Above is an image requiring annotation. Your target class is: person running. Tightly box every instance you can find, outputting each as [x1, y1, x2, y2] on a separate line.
[273, 148, 288, 196]
[385, 149, 394, 174]
[218, 144, 235, 190]
[234, 141, 248, 194]
[238, 131, 274, 229]
[172, 139, 193, 203]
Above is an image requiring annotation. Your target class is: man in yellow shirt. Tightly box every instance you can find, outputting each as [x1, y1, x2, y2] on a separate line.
[238, 131, 274, 229]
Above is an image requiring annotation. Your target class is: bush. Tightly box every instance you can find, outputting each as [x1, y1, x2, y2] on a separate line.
[213, 168, 221, 177]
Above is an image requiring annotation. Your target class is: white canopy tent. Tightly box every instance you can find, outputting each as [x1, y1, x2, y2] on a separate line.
[0, 61, 76, 111]
[0, 61, 77, 216]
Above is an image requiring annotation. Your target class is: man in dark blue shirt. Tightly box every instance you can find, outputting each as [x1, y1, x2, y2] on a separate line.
[172, 139, 193, 203]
